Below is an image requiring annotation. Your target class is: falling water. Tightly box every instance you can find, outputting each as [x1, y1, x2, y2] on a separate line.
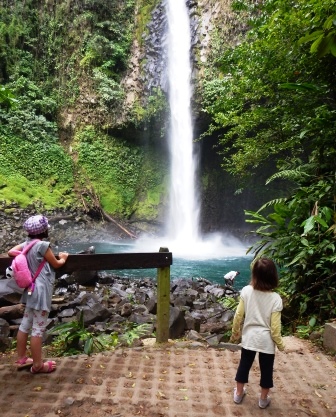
[134, 0, 247, 260]
[165, 0, 199, 242]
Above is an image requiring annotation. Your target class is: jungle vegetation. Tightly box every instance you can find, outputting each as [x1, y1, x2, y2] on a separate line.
[0, 0, 335, 329]
[201, 0, 336, 328]
[0, 0, 165, 216]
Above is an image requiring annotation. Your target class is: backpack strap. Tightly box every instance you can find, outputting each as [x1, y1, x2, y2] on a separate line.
[22, 239, 45, 278]
[28, 258, 47, 293]
[9, 240, 38, 257]
[32, 259, 47, 280]
[26, 242, 47, 294]
[21, 239, 39, 255]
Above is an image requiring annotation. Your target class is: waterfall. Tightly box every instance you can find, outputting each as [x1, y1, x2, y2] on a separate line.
[165, 0, 200, 242]
[134, 0, 246, 259]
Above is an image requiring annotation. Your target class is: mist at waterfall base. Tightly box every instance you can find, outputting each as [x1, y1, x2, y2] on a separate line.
[66, 234, 253, 290]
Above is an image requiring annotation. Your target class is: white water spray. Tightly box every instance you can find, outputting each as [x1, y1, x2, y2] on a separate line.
[165, 0, 199, 243]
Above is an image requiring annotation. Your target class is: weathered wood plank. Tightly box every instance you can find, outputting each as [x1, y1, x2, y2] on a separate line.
[0, 252, 173, 274]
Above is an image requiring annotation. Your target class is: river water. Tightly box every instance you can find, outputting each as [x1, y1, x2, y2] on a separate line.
[65, 239, 252, 290]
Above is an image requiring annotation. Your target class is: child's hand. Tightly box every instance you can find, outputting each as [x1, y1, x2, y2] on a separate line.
[58, 252, 69, 266]
[58, 252, 69, 261]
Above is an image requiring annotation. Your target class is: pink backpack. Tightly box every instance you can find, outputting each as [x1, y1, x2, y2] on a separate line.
[10, 240, 46, 291]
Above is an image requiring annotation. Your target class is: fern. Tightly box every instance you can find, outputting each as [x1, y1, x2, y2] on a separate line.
[256, 198, 288, 213]
[266, 168, 310, 185]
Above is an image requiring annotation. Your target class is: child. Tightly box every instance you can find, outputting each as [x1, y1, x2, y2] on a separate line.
[229, 257, 285, 408]
[8, 214, 68, 374]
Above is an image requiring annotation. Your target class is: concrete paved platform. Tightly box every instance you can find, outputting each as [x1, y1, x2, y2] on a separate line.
[0, 337, 335, 417]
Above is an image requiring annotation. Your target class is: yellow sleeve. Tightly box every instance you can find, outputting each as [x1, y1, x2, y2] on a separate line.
[270, 311, 285, 351]
[229, 298, 244, 343]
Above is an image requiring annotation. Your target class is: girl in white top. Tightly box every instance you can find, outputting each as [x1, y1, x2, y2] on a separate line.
[230, 258, 285, 409]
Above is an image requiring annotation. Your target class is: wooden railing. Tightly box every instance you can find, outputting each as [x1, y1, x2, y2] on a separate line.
[0, 247, 173, 343]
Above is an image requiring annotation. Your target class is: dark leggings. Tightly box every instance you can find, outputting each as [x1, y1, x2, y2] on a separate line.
[235, 348, 275, 389]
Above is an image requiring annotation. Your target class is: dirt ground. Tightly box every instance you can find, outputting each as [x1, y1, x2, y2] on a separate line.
[0, 336, 335, 417]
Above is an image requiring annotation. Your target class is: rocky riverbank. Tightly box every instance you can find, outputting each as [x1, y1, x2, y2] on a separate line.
[0, 203, 239, 353]
[0, 202, 139, 255]
[0, 272, 238, 353]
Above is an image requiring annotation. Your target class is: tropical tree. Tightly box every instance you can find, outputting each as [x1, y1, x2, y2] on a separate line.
[0, 85, 17, 110]
[201, 0, 336, 324]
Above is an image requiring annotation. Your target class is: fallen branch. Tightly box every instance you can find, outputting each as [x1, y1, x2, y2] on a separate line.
[79, 185, 137, 240]
[102, 210, 137, 240]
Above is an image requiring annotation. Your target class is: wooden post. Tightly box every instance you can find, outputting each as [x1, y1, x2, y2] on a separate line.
[156, 247, 170, 343]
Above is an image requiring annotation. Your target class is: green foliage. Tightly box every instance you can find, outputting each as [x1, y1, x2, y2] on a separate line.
[245, 170, 336, 322]
[0, 77, 59, 144]
[0, 0, 136, 108]
[92, 68, 125, 108]
[298, 14, 336, 57]
[79, 1, 136, 76]
[0, 85, 18, 110]
[133, 147, 169, 220]
[75, 126, 144, 216]
[48, 314, 153, 356]
[130, 88, 168, 126]
[295, 316, 323, 340]
[118, 323, 154, 346]
[218, 296, 240, 311]
[135, 0, 161, 46]
[48, 311, 118, 356]
[0, 0, 165, 215]
[0, 134, 75, 208]
[201, 0, 336, 178]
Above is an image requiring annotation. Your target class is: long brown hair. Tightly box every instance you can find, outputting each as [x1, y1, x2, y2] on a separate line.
[250, 258, 279, 291]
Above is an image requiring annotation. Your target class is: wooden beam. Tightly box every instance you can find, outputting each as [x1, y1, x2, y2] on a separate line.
[0, 252, 172, 274]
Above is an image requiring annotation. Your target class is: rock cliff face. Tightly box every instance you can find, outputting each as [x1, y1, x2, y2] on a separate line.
[121, 0, 241, 114]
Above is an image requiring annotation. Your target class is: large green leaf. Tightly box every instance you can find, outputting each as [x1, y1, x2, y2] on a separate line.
[297, 30, 324, 45]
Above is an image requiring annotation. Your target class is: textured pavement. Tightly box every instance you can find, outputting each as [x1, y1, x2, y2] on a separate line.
[0, 337, 335, 417]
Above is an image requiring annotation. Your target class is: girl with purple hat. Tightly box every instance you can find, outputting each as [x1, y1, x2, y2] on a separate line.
[8, 214, 69, 374]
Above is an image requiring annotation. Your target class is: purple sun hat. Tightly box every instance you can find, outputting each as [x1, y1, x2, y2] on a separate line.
[23, 215, 49, 235]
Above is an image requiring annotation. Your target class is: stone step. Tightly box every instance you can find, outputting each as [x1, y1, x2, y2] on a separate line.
[323, 322, 336, 351]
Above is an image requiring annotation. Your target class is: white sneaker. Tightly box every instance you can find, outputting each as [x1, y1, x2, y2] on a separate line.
[259, 395, 271, 409]
[233, 387, 246, 404]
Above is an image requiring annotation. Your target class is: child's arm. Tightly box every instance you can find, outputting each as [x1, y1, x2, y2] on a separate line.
[43, 248, 69, 269]
[229, 298, 245, 343]
[270, 311, 285, 351]
[8, 244, 24, 257]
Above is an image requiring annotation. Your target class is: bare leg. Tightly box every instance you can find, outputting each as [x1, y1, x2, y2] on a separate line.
[17, 330, 29, 360]
[236, 382, 245, 396]
[30, 335, 43, 368]
[260, 387, 270, 400]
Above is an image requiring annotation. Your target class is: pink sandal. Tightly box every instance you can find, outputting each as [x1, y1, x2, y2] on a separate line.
[16, 357, 33, 370]
[30, 361, 56, 374]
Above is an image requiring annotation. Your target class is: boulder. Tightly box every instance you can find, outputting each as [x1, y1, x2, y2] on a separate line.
[323, 322, 336, 351]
